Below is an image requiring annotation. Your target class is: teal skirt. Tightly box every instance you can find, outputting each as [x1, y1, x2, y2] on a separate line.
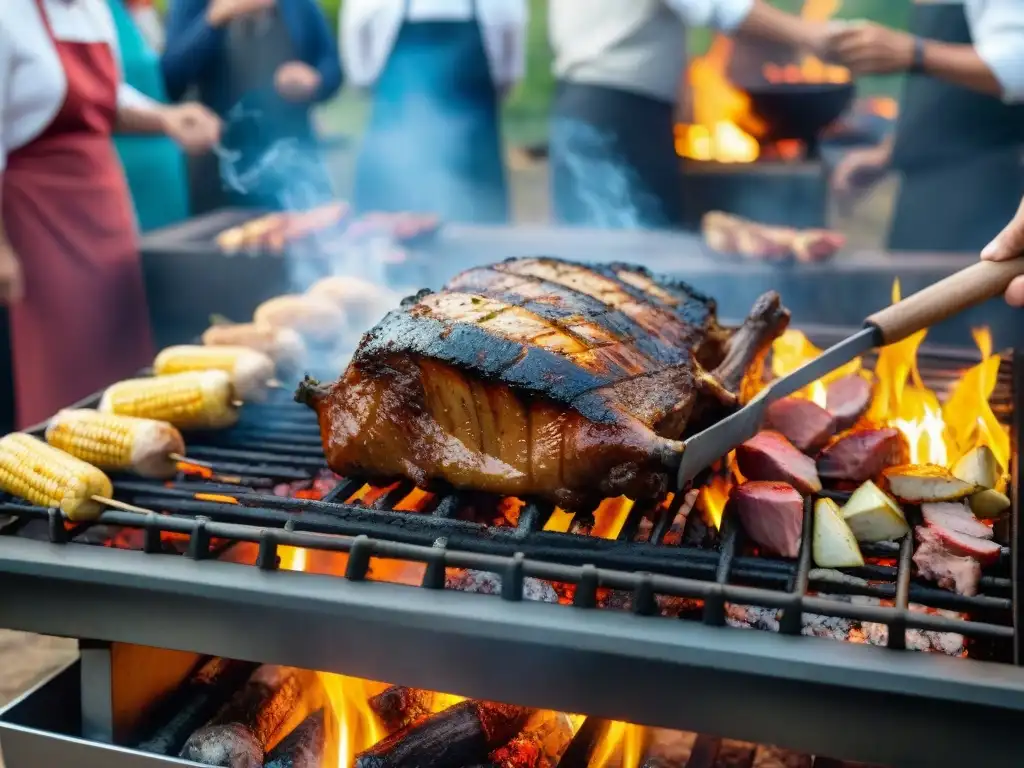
[115, 134, 190, 233]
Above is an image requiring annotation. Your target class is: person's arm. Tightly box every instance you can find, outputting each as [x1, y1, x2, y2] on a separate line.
[161, 0, 225, 101]
[0, 25, 24, 304]
[304, 0, 343, 102]
[963, 0, 1024, 102]
[664, 0, 823, 49]
[340, 0, 375, 89]
[918, 42, 1002, 98]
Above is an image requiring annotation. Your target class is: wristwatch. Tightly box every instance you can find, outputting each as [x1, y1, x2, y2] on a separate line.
[908, 36, 927, 74]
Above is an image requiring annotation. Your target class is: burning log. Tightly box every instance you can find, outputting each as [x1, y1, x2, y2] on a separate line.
[264, 709, 325, 768]
[136, 658, 254, 756]
[487, 711, 576, 768]
[816, 428, 909, 485]
[735, 431, 821, 494]
[354, 700, 531, 768]
[180, 665, 307, 768]
[368, 686, 435, 733]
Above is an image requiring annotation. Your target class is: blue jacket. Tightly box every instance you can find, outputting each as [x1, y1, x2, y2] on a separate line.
[161, 0, 343, 112]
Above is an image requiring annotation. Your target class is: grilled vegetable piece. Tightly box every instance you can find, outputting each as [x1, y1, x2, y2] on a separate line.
[301, 258, 790, 508]
[202, 323, 306, 368]
[254, 294, 346, 345]
[154, 345, 275, 402]
[816, 427, 909, 484]
[813, 497, 865, 568]
[45, 409, 185, 479]
[735, 430, 822, 494]
[180, 665, 305, 768]
[883, 464, 981, 503]
[100, 371, 239, 430]
[763, 397, 836, 454]
[0, 433, 112, 520]
[952, 445, 1001, 490]
[840, 480, 909, 543]
[731, 481, 804, 558]
[969, 488, 1011, 519]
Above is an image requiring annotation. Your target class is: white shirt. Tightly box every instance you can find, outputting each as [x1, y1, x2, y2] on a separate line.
[549, 0, 753, 103]
[341, 0, 528, 89]
[962, 0, 1024, 104]
[0, 0, 152, 172]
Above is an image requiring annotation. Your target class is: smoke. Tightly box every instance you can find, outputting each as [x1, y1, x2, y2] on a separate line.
[549, 117, 666, 230]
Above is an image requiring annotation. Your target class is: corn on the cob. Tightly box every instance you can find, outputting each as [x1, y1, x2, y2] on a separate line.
[153, 345, 275, 402]
[0, 433, 112, 520]
[201, 322, 306, 368]
[99, 371, 238, 430]
[46, 409, 186, 479]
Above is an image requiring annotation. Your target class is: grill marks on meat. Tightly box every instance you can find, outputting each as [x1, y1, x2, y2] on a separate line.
[303, 258, 789, 507]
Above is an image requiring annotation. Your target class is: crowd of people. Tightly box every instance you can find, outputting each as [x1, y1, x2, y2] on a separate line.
[0, 0, 1021, 428]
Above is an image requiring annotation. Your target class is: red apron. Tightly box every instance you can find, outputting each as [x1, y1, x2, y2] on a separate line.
[2, 0, 154, 428]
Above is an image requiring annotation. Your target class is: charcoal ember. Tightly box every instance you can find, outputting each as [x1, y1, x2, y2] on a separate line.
[763, 397, 836, 454]
[661, 489, 700, 546]
[735, 432, 821, 495]
[683, 511, 718, 548]
[644, 729, 699, 768]
[853, 598, 965, 656]
[445, 569, 559, 603]
[799, 613, 855, 642]
[597, 589, 702, 618]
[369, 687, 434, 733]
[751, 745, 813, 768]
[725, 604, 780, 632]
[488, 711, 574, 768]
[825, 373, 873, 430]
[816, 428, 909, 484]
[715, 739, 758, 767]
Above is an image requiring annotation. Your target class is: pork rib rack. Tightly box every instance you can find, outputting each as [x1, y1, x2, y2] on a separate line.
[298, 257, 789, 508]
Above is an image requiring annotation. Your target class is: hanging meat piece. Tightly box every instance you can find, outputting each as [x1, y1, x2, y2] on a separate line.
[300, 258, 789, 508]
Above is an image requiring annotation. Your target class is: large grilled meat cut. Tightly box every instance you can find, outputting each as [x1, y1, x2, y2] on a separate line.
[298, 257, 789, 508]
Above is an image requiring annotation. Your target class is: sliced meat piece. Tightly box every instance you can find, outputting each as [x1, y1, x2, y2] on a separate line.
[816, 427, 909, 484]
[921, 502, 993, 540]
[913, 527, 982, 596]
[763, 397, 837, 454]
[731, 481, 804, 558]
[825, 374, 873, 430]
[921, 524, 1001, 567]
[736, 431, 822, 494]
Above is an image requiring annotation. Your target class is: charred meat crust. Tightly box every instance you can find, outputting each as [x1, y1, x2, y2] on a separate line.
[304, 258, 789, 507]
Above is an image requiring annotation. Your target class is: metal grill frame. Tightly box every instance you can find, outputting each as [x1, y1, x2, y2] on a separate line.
[0, 337, 1021, 766]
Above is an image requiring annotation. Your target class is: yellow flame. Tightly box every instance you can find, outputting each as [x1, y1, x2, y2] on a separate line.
[588, 722, 645, 768]
[318, 673, 385, 768]
[279, 546, 307, 572]
[943, 327, 1010, 469]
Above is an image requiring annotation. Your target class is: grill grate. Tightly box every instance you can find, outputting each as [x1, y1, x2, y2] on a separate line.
[0, 344, 1017, 661]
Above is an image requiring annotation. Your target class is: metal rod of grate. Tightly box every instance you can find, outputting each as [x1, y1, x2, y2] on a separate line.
[0, 350, 1017, 654]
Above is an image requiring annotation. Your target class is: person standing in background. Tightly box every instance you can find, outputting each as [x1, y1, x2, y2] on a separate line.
[829, 1, 1024, 253]
[163, 0, 343, 214]
[0, 0, 220, 429]
[343, 0, 527, 224]
[547, 0, 830, 230]
[110, 0, 190, 232]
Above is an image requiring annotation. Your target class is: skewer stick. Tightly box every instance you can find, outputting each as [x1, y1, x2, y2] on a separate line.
[91, 495, 155, 515]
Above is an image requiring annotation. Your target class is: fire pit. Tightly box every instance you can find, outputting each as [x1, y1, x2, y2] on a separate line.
[0, 320, 1020, 767]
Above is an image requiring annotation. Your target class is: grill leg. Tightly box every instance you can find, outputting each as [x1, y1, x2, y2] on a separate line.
[79, 640, 114, 744]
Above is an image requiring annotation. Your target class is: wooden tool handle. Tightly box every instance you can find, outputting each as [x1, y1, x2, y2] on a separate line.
[865, 259, 1024, 345]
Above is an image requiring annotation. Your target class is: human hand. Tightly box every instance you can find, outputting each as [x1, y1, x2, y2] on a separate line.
[206, 0, 274, 27]
[162, 103, 222, 154]
[0, 242, 24, 305]
[828, 20, 916, 75]
[981, 197, 1024, 307]
[831, 142, 892, 209]
[274, 61, 322, 103]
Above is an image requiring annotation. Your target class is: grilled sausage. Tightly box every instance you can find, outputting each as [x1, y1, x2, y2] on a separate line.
[253, 295, 347, 345]
[202, 323, 307, 368]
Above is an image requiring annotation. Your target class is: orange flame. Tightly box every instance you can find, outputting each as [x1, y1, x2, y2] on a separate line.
[588, 722, 645, 768]
[677, 37, 762, 163]
[763, 0, 849, 84]
[772, 279, 1008, 472]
